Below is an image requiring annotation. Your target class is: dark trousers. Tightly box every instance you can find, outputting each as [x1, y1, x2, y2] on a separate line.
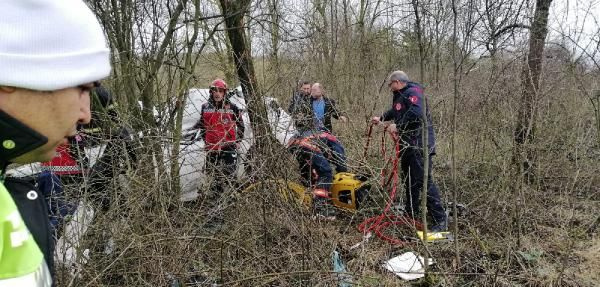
[323, 137, 347, 173]
[400, 148, 446, 224]
[37, 171, 77, 239]
[87, 140, 134, 211]
[205, 147, 238, 196]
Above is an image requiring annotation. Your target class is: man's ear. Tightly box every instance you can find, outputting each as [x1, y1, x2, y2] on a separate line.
[0, 86, 16, 93]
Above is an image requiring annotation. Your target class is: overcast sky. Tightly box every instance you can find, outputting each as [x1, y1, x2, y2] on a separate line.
[549, 0, 599, 61]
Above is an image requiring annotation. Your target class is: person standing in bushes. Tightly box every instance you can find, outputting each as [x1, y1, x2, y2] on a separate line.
[288, 80, 312, 115]
[371, 71, 447, 232]
[310, 83, 348, 172]
[81, 84, 138, 211]
[0, 0, 111, 284]
[310, 83, 348, 133]
[189, 79, 244, 224]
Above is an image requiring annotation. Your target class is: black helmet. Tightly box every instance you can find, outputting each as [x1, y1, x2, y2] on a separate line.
[94, 85, 113, 108]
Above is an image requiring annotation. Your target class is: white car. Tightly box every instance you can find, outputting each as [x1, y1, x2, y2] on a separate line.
[173, 87, 297, 200]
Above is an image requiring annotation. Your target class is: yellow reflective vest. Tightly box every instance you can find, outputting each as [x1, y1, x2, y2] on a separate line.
[0, 181, 51, 286]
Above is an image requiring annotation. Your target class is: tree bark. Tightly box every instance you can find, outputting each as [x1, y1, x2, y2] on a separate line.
[451, 0, 460, 268]
[219, 0, 276, 179]
[515, 0, 552, 182]
[411, 0, 426, 83]
[513, 0, 552, 247]
[412, 0, 429, 273]
[170, 0, 202, 194]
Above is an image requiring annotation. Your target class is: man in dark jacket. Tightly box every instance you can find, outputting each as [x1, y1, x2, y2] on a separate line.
[81, 85, 137, 211]
[0, 0, 110, 284]
[371, 71, 447, 232]
[288, 80, 312, 115]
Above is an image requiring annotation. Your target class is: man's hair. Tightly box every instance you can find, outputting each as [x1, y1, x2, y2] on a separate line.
[387, 71, 410, 83]
[298, 80, 311, 88]
[312, 82, 324, 93]
[94, 85, 113, 109]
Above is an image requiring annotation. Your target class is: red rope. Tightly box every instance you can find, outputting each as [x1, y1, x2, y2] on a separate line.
[357, 124, 423, 246]
[362, 124, 374, 160]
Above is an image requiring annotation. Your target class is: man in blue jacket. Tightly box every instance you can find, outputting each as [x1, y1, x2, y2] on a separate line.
[371, 71, 447, 232]
[310, 83, 347, 134]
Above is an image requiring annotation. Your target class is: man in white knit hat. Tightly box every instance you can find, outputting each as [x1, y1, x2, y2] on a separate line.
[0, 0, 111, 285]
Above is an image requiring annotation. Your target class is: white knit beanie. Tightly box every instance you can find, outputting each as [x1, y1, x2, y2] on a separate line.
[0, 0, 111, 91]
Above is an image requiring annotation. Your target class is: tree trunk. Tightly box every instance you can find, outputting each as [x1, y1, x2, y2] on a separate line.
[269, 0, 282, 92]
[411, 0, 426, 83]
[515, 0, 552, 182]
[451, 0, 460, 267]
[412, 0, 429, 273]
[219, 0, 276, 180]
[513, 0, 552, 247]
[170, 0, 202, 195]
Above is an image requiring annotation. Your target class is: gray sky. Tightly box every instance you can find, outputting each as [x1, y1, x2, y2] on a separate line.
[549, 0, 600, 63]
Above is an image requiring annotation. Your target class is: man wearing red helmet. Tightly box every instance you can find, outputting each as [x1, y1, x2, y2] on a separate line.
[191, 79, 244, 208]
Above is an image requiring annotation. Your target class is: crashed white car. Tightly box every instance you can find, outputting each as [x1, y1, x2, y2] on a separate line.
[169, 87, 297, 200]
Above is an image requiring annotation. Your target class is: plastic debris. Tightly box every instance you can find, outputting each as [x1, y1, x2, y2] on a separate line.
[332, 250, 353, 287]
[416, 231, 454, 242]
[54, 200, 95, 276]
[349, 232, 372, 250]
[383, 252, 434, 281]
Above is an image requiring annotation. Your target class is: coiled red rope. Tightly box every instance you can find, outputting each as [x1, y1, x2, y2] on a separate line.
[358, 123, 423, 246]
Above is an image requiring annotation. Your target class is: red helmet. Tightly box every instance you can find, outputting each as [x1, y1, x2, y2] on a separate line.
[210, 79, 228, 90]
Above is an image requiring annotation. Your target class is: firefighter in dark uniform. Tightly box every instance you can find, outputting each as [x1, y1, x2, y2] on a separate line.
[81, 84, 137, 211]
[371, 71, 447, 232]
[191, 79, 244, 203]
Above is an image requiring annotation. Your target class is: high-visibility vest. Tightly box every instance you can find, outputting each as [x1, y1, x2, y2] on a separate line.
[0, 181, 52, 286]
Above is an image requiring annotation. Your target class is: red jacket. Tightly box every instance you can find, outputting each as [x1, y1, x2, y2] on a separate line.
[41, 135, 87, 175]
[193, 99, 244, 151]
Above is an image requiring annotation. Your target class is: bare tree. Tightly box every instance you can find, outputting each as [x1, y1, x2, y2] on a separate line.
[219, 0, 277, 176]
[55, 1, 600, 285]
[411, 0, 427, 82]
[514, 0, 553, 247]
[514, 0, 553, 180]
